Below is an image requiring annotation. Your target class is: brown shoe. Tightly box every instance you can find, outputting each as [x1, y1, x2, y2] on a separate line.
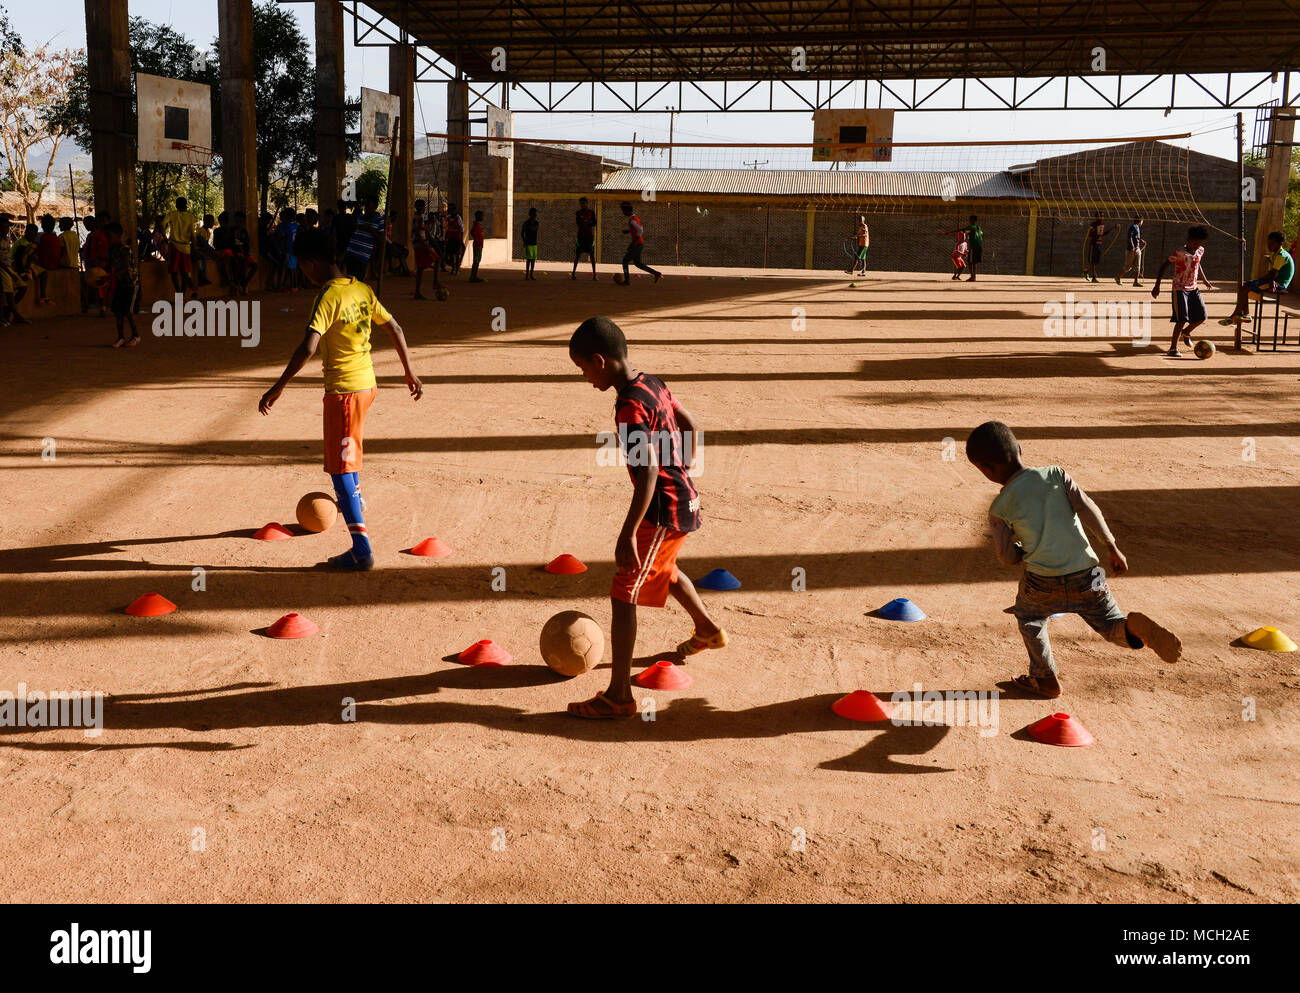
[1126, 612, 1182, 663]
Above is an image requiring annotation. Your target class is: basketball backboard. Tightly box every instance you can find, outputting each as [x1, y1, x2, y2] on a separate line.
[487, 105, 513, 158]
[361, 87, 401, 154]
[136, 72, 213, 164]
[812, 109, 895, 163]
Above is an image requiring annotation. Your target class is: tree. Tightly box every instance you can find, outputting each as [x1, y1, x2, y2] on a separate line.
[0, 34, 80, 224]
[47, 16, 215, 223]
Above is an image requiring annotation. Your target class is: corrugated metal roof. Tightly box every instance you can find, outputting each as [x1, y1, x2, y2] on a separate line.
[594, 168, 1036, 200]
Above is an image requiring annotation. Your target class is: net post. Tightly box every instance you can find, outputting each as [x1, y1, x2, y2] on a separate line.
[1236, 112, 1245, 351]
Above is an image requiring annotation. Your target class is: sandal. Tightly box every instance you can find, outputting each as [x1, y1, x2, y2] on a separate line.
[1012, 674, 1062, 699]
[567, 692, 636, 720]
[676, 627, 728, 657]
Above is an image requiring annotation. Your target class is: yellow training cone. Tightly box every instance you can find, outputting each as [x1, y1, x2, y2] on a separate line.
[1242, 626, 1298, 652]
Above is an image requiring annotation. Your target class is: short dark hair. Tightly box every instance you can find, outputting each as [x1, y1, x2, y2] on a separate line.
[966, 421, 1019, 465]
[474, 210, 484, 219]
[293, 225, 337, 265]
[105, 221, 123, 237]
[1267, 230, 1285, 243]
[176, 197, 187, 210]
[570, 316, 627, 360]
[1188, 225, 1208, 240]
[968, 214, 978, 223]
[620, 201, 632, 213]
[40, 214, 55, 231]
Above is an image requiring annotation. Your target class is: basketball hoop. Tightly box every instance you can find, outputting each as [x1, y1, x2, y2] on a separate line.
[171, 141, 215, 213]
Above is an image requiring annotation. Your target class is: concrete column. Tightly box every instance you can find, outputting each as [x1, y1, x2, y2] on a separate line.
[804, 206, 816, 269]
[314, 0, 346, 210]
[1251, 106, 1296, 274]
[447, 80, 471, 220]
[388, 45, 416, 255]
[217, 0, 259, 262]
[84, 0, 136, 251]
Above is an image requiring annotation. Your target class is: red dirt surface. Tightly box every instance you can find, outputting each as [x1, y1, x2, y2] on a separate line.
[2, 262, 1296, 902]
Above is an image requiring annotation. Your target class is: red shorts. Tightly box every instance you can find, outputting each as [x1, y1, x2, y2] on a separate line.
[167, 247, 192, 274]
[323, 388, 375, 474]
[414, 245, 437, 269]
[610, 518, 689, 607]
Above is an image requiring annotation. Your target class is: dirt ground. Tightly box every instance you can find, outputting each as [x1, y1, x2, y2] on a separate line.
[2, 261, 1297, 903]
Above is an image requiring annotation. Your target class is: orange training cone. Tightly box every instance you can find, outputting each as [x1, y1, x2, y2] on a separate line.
[831, 690, 893, 722]
[633, 660, 693, 690]
[254, 522, 294, 541]
[408, 537, 453, 557]
[545, 553, 588, 574]
[458, 640, 512, 666]
[1027, 712, 1095, 747]
[266, 612, 319, 639]
[125, 593, 177, 617]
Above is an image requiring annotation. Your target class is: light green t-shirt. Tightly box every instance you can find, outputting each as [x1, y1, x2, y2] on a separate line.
[989, 465, 1099, 576]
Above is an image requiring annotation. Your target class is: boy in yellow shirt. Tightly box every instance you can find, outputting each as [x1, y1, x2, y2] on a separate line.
[163, 196, 198, 298]
[259, 227, 423, 570]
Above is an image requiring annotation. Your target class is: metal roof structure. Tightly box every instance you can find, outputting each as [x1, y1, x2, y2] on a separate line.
[357, 1, 1300, 83]
[596, 167, 1034, 200]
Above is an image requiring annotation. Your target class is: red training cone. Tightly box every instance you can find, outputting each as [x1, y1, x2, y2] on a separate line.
[634, 660, 693, 690]
[254, 522, 294, 541]
[1027, 712, 1095, 747]
[458, 640, 512, 666]
[266, 612, 319, 639]
[831, 690, 893, 722]
[125, 593, 177, 617]
[545, 554, 588, 574]
[408, 537, 453, 557]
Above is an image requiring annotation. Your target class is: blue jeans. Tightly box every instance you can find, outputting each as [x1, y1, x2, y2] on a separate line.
[1010, 567, 1138, 678]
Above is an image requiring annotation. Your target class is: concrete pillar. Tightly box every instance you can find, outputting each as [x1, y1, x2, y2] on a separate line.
[489, 150, 513, 247]
[1251, 106, 1296, 274]
[388, 45, 416, 256]
[84, 0, 136, 251]
[447, 81, 471, 221]
[804, 206, 816, 269]
[314, 0, 346, 210]
[217, 0, 259, 262]
[1025, 205, 1038, 276]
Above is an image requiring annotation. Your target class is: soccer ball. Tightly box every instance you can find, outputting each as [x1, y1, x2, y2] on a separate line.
[295, 491, 338, 532]
[435, 286, 450, 301]
[1194, 339, 1216, 360]
[86, 266, 109, 289]
[613, 274, 626, 285]
[539, 610, 604, 677]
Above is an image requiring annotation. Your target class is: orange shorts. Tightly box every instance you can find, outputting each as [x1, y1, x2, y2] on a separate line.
[323, 388, 375, 474]
[610, 518, 689, 607]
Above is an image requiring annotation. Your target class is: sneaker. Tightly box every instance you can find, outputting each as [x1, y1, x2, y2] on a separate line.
[1166, 347, 1180, 357]
[326, 549, 374, 571]
[653, 272, 663, 283]
[1114, 276, 1122, 286]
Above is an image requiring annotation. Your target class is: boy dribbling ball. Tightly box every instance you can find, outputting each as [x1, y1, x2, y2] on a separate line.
[1150, 225, 1213, 357]
[259, 227, 423, 571]
[966, 421, 1181, 698]
[566, 317, 725, 718]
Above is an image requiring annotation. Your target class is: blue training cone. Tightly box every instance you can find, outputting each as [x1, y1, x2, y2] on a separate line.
[697, 569, 742, 591]
[876, 597, 926, 622]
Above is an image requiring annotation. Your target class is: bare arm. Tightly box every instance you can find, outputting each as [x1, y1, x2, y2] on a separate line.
[1150, 259, 1172, 297]
[1064, 474, 1128, 574]
[376, 316, 423, 400]
[617, 462, 658, 573]
[675, 404, 701, 470]
[259, 330, 319, 414]
[989, 513, 1024, 567]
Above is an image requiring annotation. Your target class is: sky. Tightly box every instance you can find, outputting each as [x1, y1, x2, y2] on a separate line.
[14, 0, 1291, 171]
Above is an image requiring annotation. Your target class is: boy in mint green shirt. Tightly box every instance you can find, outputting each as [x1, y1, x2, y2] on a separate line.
[966, 421, 1181, 698]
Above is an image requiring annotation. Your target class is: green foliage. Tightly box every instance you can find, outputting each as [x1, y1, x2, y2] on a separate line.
[353, 167, 388, 205]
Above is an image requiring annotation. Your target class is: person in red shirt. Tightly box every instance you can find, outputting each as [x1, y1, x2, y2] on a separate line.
[35, 215, 63, 305]
[619, 201, 661, 284]
[468, 210, 486, 283]
[83, 214, 111, 316]
[565, 316, 725, 719]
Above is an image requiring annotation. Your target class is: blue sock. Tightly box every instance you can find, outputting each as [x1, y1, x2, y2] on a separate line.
[330, 472, 372, 559]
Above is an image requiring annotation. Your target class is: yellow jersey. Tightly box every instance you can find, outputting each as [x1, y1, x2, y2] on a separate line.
[164, 210, 197, 253]
[60, 230, 80, 268]
[307, 277, 391, 394]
